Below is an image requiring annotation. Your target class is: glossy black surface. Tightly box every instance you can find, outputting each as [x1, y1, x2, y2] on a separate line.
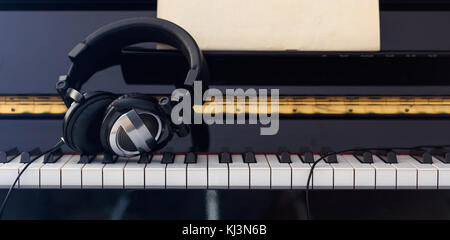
[1, 9, 450, 220]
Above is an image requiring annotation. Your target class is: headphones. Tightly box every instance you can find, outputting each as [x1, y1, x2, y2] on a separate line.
[56, 17, 208, 157]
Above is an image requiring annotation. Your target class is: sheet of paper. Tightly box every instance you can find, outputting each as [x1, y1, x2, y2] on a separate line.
[157, 0, 380, 51]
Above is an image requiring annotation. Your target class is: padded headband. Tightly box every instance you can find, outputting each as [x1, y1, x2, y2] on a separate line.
[56, 17, 208, 105]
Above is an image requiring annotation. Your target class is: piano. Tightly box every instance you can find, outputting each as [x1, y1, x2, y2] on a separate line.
[2, 0, 450, 219]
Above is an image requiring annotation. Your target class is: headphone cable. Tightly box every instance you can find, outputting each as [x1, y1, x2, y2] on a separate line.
[0, 139, 65, 219]
[305, 144, 450, 220]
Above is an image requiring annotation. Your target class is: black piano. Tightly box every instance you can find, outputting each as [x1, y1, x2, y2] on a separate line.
[1, 0, 450, 220]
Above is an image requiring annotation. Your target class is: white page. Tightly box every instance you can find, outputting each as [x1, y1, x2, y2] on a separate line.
[157, 0, 380, 51]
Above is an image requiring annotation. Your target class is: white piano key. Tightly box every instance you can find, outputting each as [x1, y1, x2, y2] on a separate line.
[393, 155, 417, 189]
[82, 155, 105, 189]
[208, 154, 228, 189]
[166, 154, 186, 189]
[145, 154, 166, 189]
[401, 155, 437, 189]
[344, 155, 375, 189]
[432, 157, 450, 189]
[103, 157, 127, 189]
[124, 156, 145, 189]
[40, 155, 72, 189]
[266, 154, 291, 189]
[187, 154, 207, 189]
[312, 155, 333, 189]
[19, 155, 45, 189]
[249, 154, 271, 189]
[331, 155, 354, 189]
[290, 154, 311, 189]
[61, 155, 83, 189]
[229, 154, 249, 189]
[371, 156, 396, 189]
[0, 156, 23, 188]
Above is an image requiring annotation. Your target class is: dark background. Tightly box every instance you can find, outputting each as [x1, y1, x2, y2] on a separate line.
[1, 1, 450, 219]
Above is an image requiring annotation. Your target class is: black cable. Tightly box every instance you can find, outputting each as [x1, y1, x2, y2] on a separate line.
[0, 139, 65, 219]
[305, 144, 450, 220]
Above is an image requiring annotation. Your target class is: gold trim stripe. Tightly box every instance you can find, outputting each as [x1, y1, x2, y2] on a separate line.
[2, 95, 450, 115]
[196, 96, 450, 115]
[0, 96, 67, 115]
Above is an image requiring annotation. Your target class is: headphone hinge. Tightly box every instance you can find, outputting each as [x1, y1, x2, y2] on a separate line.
[158, 96, 190, 137]
[56, 75, 72, 106]
[66, 88, 84, 103]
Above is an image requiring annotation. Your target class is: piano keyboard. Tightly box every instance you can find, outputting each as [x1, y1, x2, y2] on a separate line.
[1, 152, 450, 190]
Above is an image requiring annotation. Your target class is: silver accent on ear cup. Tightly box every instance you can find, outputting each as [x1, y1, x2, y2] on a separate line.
[66, 88, 84, 103]
[109, 109, 162, 157]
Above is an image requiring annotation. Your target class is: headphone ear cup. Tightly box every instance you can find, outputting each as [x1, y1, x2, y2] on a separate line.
[100, 94, 168, 156]
[63, 92, 117, 154]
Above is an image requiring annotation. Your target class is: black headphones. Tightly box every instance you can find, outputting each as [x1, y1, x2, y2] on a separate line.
[56, 17, 208, 157]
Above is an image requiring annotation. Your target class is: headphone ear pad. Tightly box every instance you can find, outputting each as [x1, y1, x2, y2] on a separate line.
[64, 92, 117, 154]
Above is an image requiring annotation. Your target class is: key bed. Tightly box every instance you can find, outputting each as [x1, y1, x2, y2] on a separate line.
[1, 152, 450, 190]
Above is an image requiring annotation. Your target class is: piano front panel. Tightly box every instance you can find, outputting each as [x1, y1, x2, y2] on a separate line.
[3, 119, 450, 154]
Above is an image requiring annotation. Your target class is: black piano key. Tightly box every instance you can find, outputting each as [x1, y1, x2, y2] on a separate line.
[411, 151, 433, 164]
[19, 152, 30, 163]
[44, 147, 63, 163]
[0, 147, 20, 163]
[279, 152, 292, 163]
[138, 152, 151, 164]
[29, 148, 42, 156]
[219, 152, 232, 163]
[320, 148, 337, 163]
[102, 152, 118, 164]
[433, 151, 450, 163]
[161, 152, 175, 164]
[185, 152, 197, 164]
[322, 152, 338, 164]
[244, 152, 256, 163]
[354, 151, 373, 164]
[301, 152, 315, 163]
[325, 154, 338, 164]
[5, 147, 19, 156]
[20, 147, 42, 163]
[377, 151, 398, 164]
[78, 154, 96, 164]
